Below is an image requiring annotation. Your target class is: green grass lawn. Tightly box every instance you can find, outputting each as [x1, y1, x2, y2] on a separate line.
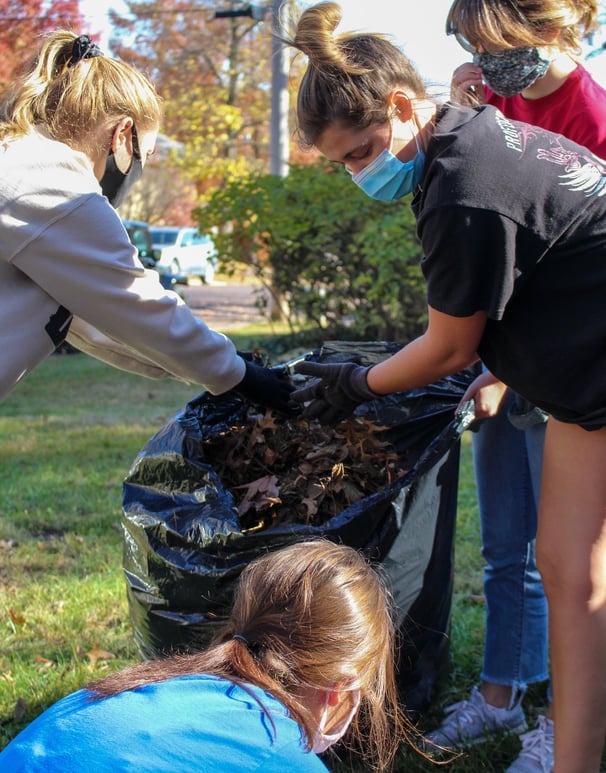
[0, 342, 591, 770]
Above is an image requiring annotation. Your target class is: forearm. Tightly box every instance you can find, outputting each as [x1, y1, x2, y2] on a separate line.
[68, 315, 246, 393]
[366, 332, 479, 395]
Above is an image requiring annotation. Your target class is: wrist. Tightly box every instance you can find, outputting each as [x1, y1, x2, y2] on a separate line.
[363, 366, 385, 397]
[352, 365, 380, 401]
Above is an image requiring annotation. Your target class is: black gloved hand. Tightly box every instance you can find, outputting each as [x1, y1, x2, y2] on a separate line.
[292, 361, 379, 424]
[234, 357, 299, 415]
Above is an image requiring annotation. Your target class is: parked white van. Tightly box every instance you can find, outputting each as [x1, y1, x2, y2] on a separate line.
[149, 226, 218, 283]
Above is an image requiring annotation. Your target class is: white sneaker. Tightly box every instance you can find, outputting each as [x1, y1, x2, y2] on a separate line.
[423, 686, 527, 752]
[506, 716, 554, 773]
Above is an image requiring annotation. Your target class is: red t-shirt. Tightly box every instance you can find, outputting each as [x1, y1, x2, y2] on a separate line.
[486, 64, 606, 159]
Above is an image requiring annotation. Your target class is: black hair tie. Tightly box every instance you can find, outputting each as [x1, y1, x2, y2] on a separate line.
[232, 633, 265, 659]
[69, 34, 103, 67]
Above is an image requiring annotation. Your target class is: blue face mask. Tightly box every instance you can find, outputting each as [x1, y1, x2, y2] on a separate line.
[352, 145, 425, 201]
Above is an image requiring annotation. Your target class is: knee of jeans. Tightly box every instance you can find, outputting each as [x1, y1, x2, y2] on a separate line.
[481, 544, 532, 573]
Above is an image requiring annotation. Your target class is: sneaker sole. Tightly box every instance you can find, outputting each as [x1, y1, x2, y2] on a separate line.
[424, 719, 529, 754]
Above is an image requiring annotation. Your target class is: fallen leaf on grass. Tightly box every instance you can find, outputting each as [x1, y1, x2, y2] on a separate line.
[34, 655, 56, 670]
[79, 644, 116, 668]
[8, 609, 25, 625]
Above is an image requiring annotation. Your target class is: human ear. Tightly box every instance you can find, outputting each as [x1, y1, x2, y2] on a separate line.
[389, 89, 413, 123]
[109, 116, 135, 154]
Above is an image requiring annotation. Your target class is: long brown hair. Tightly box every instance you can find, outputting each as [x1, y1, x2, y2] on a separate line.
[0, 30, 162, 153]
[446, 0, 599, 54]
[87, 539, 413, 771]
[278, 1, 427, 149]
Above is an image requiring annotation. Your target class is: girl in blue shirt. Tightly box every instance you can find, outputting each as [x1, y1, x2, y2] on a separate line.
[0, 540, 412, 772]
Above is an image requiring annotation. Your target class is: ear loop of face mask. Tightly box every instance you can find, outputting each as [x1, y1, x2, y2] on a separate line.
[312, 687, 361, 754]
[100, 124, 143, 208]
[352, 113, 426, 201]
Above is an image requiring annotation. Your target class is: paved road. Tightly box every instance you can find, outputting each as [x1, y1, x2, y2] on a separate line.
[179, 281, 270, 331]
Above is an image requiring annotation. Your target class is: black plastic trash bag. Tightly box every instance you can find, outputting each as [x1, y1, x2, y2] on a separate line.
[122, 342, 477, 716]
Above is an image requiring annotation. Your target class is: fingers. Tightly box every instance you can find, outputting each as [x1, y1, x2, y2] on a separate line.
[293, 361, 339, 378]
[291, 360, 356, 424]
[291, 380, 323, 404]
[302, 401, 347, 425]
[450, 62, 485, 104]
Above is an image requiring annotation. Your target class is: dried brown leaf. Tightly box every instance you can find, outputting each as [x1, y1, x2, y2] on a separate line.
[83, 644, 115, 668]
[201, 408, 408, 529]
[9, 609, 25, 625]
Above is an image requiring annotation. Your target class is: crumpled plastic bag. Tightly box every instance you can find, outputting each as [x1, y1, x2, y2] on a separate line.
[122, 341, 478, 715]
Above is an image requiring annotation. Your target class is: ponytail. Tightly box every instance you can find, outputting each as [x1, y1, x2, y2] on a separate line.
[0, 30, 161, 151]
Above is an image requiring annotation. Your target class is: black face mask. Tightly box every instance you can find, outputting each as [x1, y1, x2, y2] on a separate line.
[100, 124, 143, 208]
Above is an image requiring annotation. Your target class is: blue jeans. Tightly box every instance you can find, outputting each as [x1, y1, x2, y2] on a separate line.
[472, 390, 550, 689]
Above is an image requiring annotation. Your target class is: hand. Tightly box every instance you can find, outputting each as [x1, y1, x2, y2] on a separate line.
[291, 361, 378, 424]
[456, 370, 508, 420]
[450, 62, 486, 105]
[235, 358, 299, 415]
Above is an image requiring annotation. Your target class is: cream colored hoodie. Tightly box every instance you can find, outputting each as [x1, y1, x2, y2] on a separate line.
[0, 127, 245, 400]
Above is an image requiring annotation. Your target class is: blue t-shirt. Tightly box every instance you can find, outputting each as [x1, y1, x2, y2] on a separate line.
[0, 675, 329, 772]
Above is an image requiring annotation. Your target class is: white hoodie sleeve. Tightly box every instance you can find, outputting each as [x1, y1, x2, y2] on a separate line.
[12, 196, 246, 395]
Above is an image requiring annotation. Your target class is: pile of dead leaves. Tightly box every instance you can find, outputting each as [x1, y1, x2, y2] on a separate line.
[201, 408, 408, 532]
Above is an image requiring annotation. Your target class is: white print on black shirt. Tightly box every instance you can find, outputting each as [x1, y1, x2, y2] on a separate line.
[494, 112, 526, 153]
[494, 112, 606, 198]
[537, 143, 606, 198]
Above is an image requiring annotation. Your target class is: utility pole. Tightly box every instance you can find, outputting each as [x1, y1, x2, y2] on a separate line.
[214, 2, 290, 177]
[269, 0, 290, 177]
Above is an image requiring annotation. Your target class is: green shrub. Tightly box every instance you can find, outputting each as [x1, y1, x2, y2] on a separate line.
[195, 161, 426, 341]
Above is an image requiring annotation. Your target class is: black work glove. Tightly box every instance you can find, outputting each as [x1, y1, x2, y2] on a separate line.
[292, 361, 379, 424]
[234, 357, 299, 415]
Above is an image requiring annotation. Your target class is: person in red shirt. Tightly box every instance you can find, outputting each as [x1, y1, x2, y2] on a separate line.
[448, 0, 606, 153]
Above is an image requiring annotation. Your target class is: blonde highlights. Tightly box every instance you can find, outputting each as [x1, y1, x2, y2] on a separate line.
[446, 0, 599, 54]
[0, 30, 162, 151]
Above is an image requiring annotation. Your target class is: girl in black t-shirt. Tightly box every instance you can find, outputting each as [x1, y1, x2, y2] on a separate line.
[281, 4, 606, 772]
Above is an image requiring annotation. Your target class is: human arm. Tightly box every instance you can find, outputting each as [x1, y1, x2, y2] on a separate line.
[293, 307, 485, 423]
[12, 197, 297, 411]
[13, 198, 245, 394]
[366, 306, 486, 394]
[455, 369, 508, 418]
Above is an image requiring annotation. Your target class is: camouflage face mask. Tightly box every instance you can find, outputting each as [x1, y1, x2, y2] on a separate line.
[474, 46, 551, 97]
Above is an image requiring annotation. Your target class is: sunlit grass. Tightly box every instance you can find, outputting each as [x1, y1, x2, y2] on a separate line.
[3, 347, 597, 770]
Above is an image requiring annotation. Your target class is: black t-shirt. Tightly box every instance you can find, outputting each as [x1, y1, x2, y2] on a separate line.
[412, 103, 606, 429]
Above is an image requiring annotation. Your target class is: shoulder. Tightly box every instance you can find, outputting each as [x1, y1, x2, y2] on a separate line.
[1, 127, 97, 196]
[422, 104, 521, 200]
[554, 66, 606, 157]
[431, 103, 512, 152]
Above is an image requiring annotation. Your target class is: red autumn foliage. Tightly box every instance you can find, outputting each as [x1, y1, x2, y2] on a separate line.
[0, 0, 86, 95]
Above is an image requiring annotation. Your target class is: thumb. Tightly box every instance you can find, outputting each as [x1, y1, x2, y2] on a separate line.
[293, 361, 338, 378]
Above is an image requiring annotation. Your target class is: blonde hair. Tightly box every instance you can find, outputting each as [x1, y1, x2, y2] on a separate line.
[279, 1, 426, 148]
[88, 539, 413, 771]
[0, 30, 162, 151]
[446, 0, 599, 54]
